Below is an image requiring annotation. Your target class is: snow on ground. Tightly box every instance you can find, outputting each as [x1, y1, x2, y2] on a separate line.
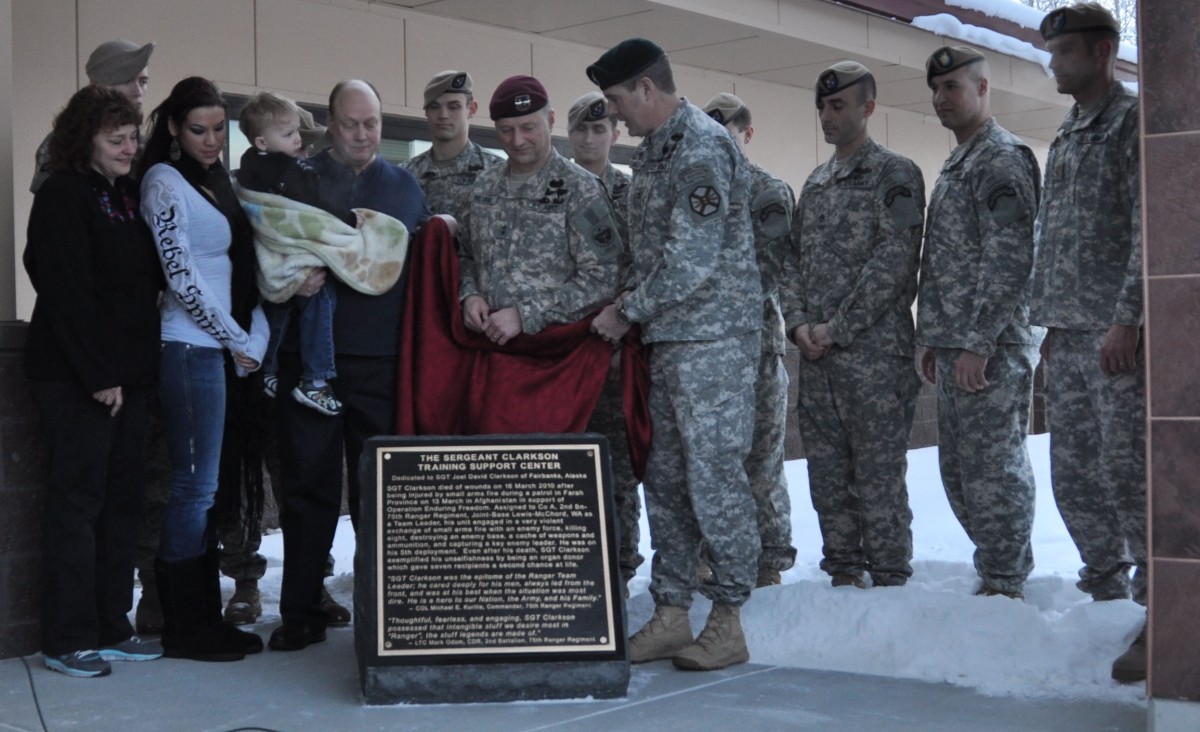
[246, 433, 1145, 705]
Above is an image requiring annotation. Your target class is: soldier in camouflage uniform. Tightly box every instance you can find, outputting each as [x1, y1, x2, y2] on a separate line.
[780, 63, 924, 590]
[702, 92, 797, 587]
[31, 39, 155, 193]
[404, 70, 503, 221]
[458, 75, 622, 346]
[589, 38, 762, 671]
[1030, 4, 1146, 682]
[916, 46, 1044, 600]
[566, 91, 643, 591]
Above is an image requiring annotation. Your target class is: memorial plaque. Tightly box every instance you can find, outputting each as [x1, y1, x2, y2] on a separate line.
[355, 434, 629, 705]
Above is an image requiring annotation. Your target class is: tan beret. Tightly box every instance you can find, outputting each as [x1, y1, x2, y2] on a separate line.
[926, 46, 986, 84]
[1040, 3, 1120, 40]
[85, 40, 154, 86]
[423, 70, 473, 108]
[815, 61, 873, 100]
[702, 92, 746, 125]
[568, 91, 610, 131]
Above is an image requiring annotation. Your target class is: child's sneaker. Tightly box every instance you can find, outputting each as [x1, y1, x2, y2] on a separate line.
[292, 381, 342, 416]
[45, 650, 111, 678]
[263, 373, 279, 398]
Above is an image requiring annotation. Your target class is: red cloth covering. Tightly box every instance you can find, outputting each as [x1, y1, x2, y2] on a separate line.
[397, 217, 649, 478]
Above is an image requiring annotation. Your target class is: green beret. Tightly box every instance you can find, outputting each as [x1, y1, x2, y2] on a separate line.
[568, 91, 609, 131]
[702, 92, 746, 125]
[926, 46, 986, 84]
[423, 70, 473, 108]
[587, 38, 665, 90]
[1040, 3, 1120, 40]
[815, 61, 873, 100]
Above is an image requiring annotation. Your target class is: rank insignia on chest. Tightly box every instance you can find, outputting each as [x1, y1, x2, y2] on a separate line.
[689, 186, 721, 217]
[593, 225, 614, 245]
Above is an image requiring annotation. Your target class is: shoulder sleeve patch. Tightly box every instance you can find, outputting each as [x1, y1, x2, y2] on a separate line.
[688, 185, 723, 218]
[751, 186, 792, 240]
[983, 180, 1027, 228]
[571, 197, 621, 250]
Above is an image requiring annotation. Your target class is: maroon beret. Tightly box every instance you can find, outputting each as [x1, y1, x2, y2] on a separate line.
[489, 75, 549, 120]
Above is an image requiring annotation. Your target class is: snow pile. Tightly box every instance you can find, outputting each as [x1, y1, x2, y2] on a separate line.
[914, 0, 1137, 70]
[253, 434, 1146, 704]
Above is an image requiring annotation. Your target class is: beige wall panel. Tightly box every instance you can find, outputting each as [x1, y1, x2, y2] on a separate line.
[78, 0, 255, 103]
[405, 14, 532, 117]
[531, 41, 614, 136]
[11, 0, 76, 320]
[257, 0, 405, 108]
[731, 77, 816, 193]
[779, 0, 869, 53]
[664, 0, 781, 28]
[881, 109, 952, 196]
[866, 15, 938, 66]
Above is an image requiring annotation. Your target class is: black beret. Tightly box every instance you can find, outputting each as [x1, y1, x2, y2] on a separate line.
[586, 37, 666, 90]
[815, 61, 873, 101]
[926, 46, 986, 85]
[1040, 3, 1120, 40]
[489, 75, 549, 121]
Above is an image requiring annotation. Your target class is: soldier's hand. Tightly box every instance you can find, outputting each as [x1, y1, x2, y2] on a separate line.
[462, 295, 490, 332]
[954, 350, 989, 393]
[792, 324, 827, 361]
[484, 307, 522, 346]
[1100, 324, 1140, 377]
[811, 323, 835, 348]
[591, 303, 631, 344]
[919, 349, 937, 384]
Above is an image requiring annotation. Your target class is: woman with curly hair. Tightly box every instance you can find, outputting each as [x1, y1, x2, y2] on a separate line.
[139, 76, 267, 662]
[25, 85, 164, 677]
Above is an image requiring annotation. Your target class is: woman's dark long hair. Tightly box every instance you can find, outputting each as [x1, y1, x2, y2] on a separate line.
[138, 76, 226, 179]
[48, 86, 141, 177]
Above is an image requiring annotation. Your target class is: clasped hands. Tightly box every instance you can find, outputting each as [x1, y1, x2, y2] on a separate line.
[463, 295, 522, 346]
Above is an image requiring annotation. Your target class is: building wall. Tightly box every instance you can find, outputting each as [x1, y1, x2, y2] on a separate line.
[7, 0, 1048, 320]
[1140, 0, 1200, 721]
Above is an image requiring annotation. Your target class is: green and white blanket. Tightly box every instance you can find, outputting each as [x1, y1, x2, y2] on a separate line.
[235, 183, 410, 303]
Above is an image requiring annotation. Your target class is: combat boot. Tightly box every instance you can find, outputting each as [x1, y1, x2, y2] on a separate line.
[755, 567, 781, 587]
[224, 579, 262, 626]
[672, 602, 749, 671]
[1112, 621, 1147, 683]
[628, 605, 692, 663]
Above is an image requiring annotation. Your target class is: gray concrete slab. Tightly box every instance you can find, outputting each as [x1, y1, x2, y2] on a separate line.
[0, 625, 1146, 732]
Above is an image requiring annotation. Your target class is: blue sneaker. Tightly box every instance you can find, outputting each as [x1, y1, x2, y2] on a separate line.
[98, 636, 163, 662]
[45, 650, 112, 678]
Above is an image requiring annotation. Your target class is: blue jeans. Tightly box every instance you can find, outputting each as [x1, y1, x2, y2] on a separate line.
[158, 341, 226, 562]
[263, 283, 337, 382]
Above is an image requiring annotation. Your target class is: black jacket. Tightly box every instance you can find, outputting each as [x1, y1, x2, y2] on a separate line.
[23, 170, 162, 392]
[236, 149, 357, 227]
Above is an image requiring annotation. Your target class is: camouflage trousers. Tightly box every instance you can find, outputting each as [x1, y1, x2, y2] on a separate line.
[1044, 328, 1146, 604]
[934, 345, 1039, 595]
[645, 332, 761, 608]
[797, 349, 920, 585]
[586, 352, 644, 584]
[746, 351, 796, 571]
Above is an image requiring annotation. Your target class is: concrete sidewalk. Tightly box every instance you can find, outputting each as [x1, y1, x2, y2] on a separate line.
[1, 624, 1146, 732]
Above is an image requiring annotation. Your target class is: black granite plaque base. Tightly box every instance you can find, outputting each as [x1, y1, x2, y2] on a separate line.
[355, 434, 630, 705]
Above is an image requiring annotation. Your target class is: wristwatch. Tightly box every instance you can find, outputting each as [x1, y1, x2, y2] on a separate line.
[616, 300, 631, 326]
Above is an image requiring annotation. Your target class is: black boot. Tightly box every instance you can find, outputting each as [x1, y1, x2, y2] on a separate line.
[202, 551, 263, 654]
[155, 557, 246, 662]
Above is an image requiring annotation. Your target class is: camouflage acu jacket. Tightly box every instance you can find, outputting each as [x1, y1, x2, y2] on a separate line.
[1031, 83, 1141, 330]
[404, 140, 502, 222]
[623, 99, 761, 343]
[748, 162, 795, 356]
[781, 137, 924, 358]
[457, 148, 622, 334]
[917, 118, 1043, 356]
